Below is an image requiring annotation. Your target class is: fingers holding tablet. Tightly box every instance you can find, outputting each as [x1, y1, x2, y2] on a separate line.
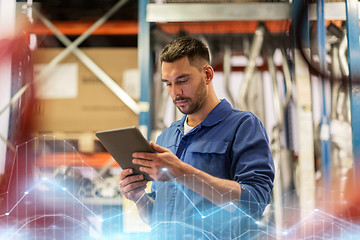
[119, 168, 148, 201]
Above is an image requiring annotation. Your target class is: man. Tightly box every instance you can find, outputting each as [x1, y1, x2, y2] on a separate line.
[119, 36, 274, 239]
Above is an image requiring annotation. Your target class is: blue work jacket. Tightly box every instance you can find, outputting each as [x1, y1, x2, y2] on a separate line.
[149, 99, 274, 239]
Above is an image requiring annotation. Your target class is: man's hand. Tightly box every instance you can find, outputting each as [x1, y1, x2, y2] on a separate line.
[119, 168, 148, 202]
[132, 141, 188, 181]
[132, 141, 242, 209]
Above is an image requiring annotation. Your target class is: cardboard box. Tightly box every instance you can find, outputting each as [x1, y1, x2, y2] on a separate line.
[32, 48, 139, 133]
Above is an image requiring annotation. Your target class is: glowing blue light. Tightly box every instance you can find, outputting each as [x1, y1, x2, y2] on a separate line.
[24, 191, 29, 195]
[255, 221, 260, 225]
[201, 215, 206, 219]
[42, 177, 47, 181]
[161, 168, 168, 172]
[282, 231, 288, 235]
[62, 187, 67, 191]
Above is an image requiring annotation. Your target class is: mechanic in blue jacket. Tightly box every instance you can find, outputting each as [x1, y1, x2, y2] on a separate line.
[119, 36, 275, 239]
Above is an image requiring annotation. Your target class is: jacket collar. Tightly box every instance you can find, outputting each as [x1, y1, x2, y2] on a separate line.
[198, 99, 232, 127]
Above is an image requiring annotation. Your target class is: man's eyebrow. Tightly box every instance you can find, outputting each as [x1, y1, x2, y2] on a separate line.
[176, 74, 190, 80]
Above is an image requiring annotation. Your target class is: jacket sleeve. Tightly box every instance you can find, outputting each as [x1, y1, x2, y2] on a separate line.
[231, 113, 275, 216]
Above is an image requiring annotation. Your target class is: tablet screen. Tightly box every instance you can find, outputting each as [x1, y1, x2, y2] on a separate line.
[96, 126, 154, 181]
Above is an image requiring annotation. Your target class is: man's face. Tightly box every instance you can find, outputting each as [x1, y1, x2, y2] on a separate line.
[161, 57, 207, 115]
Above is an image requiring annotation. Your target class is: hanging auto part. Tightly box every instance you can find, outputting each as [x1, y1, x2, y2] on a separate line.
[281, 48, 293, 110]
[236, 24, 265, 111]
[339, 29, 349, 77]
[329, 32, 353, 195]
[223, 44, 235, 106]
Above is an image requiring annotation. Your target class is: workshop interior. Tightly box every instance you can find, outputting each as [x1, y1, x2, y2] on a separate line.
[0, 0, 360, 239]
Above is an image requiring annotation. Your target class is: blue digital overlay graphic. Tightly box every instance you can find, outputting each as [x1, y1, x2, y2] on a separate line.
[0, 136, 359, 239]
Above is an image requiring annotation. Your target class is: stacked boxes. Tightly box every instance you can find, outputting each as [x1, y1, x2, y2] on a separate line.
[32, 48, 139, 133]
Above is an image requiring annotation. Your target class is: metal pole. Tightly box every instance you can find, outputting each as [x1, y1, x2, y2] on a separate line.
[317, 0, 331, 189]
[345, 0, 360, 183]
[138, 0, 152, 139]
[293, 0, 316, 225]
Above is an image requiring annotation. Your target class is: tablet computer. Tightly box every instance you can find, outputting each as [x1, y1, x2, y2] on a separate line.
[96, 126, 154, 181]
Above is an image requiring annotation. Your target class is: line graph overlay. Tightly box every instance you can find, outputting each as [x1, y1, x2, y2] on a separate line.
[0, 136, 359, 239]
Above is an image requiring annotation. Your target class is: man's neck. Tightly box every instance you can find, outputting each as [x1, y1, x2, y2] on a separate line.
[187, 97, 220, 127]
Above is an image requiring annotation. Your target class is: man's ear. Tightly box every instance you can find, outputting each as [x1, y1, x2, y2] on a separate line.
[204, 65, 214, 85]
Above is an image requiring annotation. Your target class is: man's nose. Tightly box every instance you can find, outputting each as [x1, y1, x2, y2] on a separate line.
[170, 85, 182, 97]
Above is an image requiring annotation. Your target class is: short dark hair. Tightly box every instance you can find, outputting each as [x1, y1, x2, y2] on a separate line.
[160, 36, 210, 68]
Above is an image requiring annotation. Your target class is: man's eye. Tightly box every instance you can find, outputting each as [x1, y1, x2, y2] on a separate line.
[165, 82, 172, 87]
[178, 79, 188, 84]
